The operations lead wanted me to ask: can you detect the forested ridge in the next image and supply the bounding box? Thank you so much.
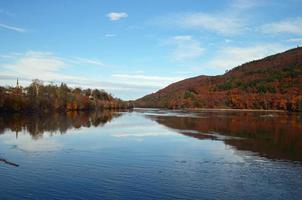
[0,79,132,113]
[135,47,302,112]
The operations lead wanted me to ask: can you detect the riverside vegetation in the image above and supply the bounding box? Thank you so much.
[0,79,132,113]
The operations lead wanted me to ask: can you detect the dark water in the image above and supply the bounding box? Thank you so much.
[0,109,302,200]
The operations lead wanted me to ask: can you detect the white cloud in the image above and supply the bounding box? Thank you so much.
[1,51,70,80]
[0,52,22,60]
[0,52,106,90]
[261,18,302,35]
[0,52,108,81]
[134,70,144,74]
[181,13,243,35]
[206,44,289,71]
[0,9,15,16]
[112,74,183,87]
[287,38,302,43]
[154,12,245,35]
[72,57,105,67]
[105,33,116,37]
[106,12,128,21]
[151,0,265,35]
[230,0,260,9]
[65,74,184,100]
[166,35,204,61]
[0,51,185,100]
[112,74,182,82]
[110,73,185,97]
[0,23,26,33]
[0,52,100,88]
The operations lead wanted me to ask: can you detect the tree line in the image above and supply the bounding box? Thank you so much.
[0,79,133,113]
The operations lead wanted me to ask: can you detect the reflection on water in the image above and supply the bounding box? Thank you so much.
[0,111,123,139]
[1,109,302,162]
[143,109,302,162]
[0,109,302,200]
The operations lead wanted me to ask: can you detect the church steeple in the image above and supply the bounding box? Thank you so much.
[15,78,22,95]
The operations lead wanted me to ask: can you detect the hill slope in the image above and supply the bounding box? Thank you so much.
[135,47,302,111]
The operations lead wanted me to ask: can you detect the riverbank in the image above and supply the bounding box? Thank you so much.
[134,107,287,113]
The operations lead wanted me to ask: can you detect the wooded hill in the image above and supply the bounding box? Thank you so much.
[0,80,132,113]
[135,47,302,112]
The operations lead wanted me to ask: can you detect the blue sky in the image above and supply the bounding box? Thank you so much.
[0,0,302,100]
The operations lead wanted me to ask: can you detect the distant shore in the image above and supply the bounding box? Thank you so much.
[134,107,287,112]
[185,108,286,112]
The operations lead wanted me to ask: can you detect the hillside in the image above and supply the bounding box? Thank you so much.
[135,47,302,111]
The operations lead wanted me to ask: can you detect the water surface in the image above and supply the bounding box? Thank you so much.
[0,109,302,199]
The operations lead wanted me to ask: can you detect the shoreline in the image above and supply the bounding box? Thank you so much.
[134,107,287,113]
[0,108,133,115]
[185,108,287,112]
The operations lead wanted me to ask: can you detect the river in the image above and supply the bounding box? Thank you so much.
[0,109,301,199]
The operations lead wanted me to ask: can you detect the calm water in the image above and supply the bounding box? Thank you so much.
[0,109,302,200]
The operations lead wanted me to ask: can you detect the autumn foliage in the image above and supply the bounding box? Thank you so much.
[0,80,132,113]
[135,47,302,112]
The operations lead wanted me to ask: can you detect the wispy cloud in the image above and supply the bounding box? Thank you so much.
[106,12,128,21]
[261,18,302,35]
[205,44,289,71]
[0,23,26,33]
[72,57,105,67]
[0,51,185,100]
[150,0,266,36]
[230,0,260,9]
[0,52,22,60]
[112,74,183,82]
[0,9,15,17]
[154,12,245,35]
[165,35,204,61]
[1,51,70,80]
[180,13,244,35]
[105,33,116,37]
[287,38,302,43]
[111,73,185,95]
[0,51,110,81]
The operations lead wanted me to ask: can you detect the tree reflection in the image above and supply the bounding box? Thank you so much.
[0,111,124,139]
[147,111,302,162]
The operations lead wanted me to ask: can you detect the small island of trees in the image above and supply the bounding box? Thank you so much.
[0,79,133,113]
